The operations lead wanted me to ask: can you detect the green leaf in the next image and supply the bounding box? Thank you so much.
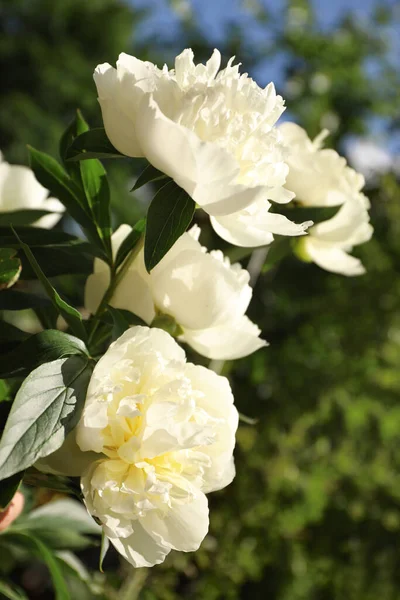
[115,218,146,268]
[0,471,24,510]
[0,290,51,311]
[99,531,110,573]
[0,226,85,248]
[0,248,21,290]
[7,533,70,600]
[0,210,53,227]
[79,158,112,258]
[23,469,81,498]
[20,245,94,279]
[28,147,105,254]
[13,229,87,341]
[0,356,93,480]
[0,581,28,600]
[106,306,147,342]
[24,498,100,536]
[0,320,29,345]
[66,128,123,161]
[60,110,90,169]
[0,330,88,379]
[144,180,195,272]
[131,164,168,192]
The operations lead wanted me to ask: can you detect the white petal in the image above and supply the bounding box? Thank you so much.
[211,202,311,248]
[110,520,170,568]
[311,197,372,246]
[151,250,251,330]
[304,238,366,276]
[142,491,209,552]
[94,63,144,157]
[183,316,267,360]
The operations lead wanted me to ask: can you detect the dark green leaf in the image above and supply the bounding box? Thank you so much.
[66,128,123,161]
[0,248,21,290]
[28,147,105,253]
[0,356,93,480]
[105,306,147,337]
[0,471,24,510]
[60,113,112,259]
[99,531,110,573]
[20,246,94,279]
[0,210,53,227]
[144,181,195,272]
[79,158,112,258]
[0,226,84,248]
[0,290,51,311]
[131,164,168,192]
[60,109,89,169]
[13,229,87,341]
[0,321,29,344]
[115,218,146,268]
[0,330,88,379]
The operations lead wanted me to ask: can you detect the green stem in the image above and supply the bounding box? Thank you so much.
[88,234,145,347]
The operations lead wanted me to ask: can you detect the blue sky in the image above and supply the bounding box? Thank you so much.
[126,0,399,154]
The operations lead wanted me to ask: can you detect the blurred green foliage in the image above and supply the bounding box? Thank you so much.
[0,0,400,598]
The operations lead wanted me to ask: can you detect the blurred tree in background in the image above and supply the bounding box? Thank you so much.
[0,0,400,598]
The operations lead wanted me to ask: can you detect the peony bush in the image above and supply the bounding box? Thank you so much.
[0,49,373,581]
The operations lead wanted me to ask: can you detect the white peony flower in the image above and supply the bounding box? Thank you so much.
[0,151,64,228]
[300,195,373,276]
[278,122,368,207]
[76,326,238,567]
[94,48,311,245]
[85,224,266,360]
[279,122,373,275]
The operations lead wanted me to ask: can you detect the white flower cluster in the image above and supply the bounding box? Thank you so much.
[9,48,374,568]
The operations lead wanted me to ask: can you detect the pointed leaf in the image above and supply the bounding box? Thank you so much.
[131,164,168,192]
[79,158,112,258]
[0,210,53,227]
[99,531,110,573]
[28,147,105,253]
[66,128,123,161]
[13,229,87,341]
[60,109,89,168]
[144,181,195,272]
[0,330,88,379]
[0,356,93,480]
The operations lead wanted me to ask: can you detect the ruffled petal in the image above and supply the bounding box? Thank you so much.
[141,491,209,552]
[110,520,171,568]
